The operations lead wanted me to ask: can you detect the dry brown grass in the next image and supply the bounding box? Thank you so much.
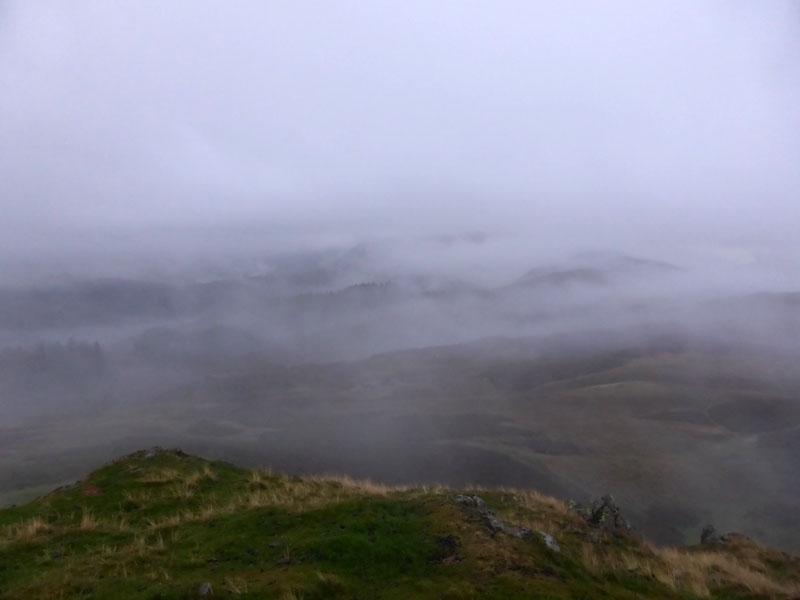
[183,466,217,488]
[580,539,800,598]
[308,473,404,495]
[224,577,249,595]
[3,516,53,542]
[463,487,572,539]
[123,489,152,505]
[516,489,570,516]
[141,471,568,535]
[202,464,217,480]
[248,468,271,488]
[142,472,407,531]
[139,466,218,500]
[146,513,187,530]
[170,481,196,501]
[2,509,135,548]
[126,533,166,557]
[79,510,99,531]
[115,516,130,532]
[137,468,182,484]
[653,545,800,598]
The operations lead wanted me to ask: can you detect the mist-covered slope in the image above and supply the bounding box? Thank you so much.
[2,249,800,553]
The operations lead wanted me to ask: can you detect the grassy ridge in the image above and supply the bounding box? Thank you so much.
[1,449,798,599]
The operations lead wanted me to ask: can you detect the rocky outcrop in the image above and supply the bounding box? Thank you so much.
[699,525,753,547]
[539,532,561,552]
[455,494,531,538]
[701,524,720,545]
[454,494,560,551]
[570,494,631,533]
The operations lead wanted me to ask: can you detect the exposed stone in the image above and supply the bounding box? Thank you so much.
[496,521,532,540]
[539,531,561,552]
[701,524,720,545]
[569,494,631,533]
[197,582,213,596]
[485,511,505,533]
[454,494,486,509]
[453,495,532,539]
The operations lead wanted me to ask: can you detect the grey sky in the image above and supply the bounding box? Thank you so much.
[1,1,799,278]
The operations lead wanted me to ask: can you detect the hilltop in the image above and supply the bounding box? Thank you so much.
[1,449,798,599]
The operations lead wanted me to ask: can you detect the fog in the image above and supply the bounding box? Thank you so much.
[2,1,800,551]
[1,1,800,280]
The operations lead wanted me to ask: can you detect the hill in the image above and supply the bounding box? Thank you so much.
[1,449,798,599]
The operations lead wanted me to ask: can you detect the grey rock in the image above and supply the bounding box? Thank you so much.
[502,523,533,539]
[538,532,561,552]
[485,511,505,533]
[570,494,631,532]
[538,531,561,552]
[198,582,213,596]
[454,495,531,539]
[700,524,720,545]
[454,494,486,509]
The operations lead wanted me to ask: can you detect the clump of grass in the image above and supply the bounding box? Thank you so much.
[313,571,349,596]
[309,474,399,496]
[79,509,99,531]
[126,533,165,557]
[146,513,185,530]
[183,466,216,488]
[580,537,800,598]
[137,468,183,484]
[5,516,53,541]
[225,577,249,595]
[652,545,800,598]
[170,481,196,501]
[517,489,570,516]
[248,468,272,489]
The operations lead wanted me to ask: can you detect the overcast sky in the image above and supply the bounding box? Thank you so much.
[1,1,799,279]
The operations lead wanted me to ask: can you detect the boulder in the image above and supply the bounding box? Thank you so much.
[453,494,532,539]
[539,532,561,552]
[570,494,631,533]
[701,524,720,545]
[197,582,213,596]
[454,495,486,509]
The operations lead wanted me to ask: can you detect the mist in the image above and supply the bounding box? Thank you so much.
[2,1,800,552]
[1,1,800,280]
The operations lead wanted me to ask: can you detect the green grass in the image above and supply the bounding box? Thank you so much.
[1,449,799,599]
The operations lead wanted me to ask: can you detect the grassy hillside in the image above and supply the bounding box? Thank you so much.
[1,449,798,599]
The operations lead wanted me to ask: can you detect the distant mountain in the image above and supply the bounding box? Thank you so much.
[513,254,680,289]
[0,279,179,330]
